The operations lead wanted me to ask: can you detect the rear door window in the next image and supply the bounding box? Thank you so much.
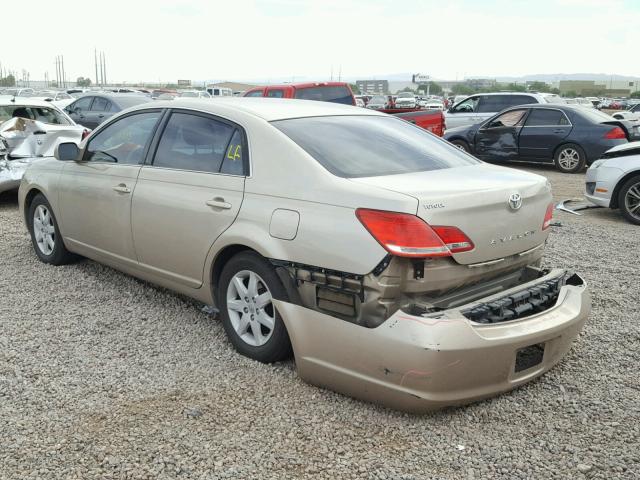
[294,86,353,105]
[273,115,478,178]
[266,89,285,98]
[477,95,510,113]
[244,90,264,97]
[525,109,570,126]
[91,97,110,111]
[152,112,243,174]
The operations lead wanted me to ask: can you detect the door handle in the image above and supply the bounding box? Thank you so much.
[98,114,105,118]
[112,184,131,194]
[553,129,566,134]
[206,198,232,209]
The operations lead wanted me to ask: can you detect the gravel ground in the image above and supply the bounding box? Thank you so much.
[1,165,639,479]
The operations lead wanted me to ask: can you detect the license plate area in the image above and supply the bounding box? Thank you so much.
[515,343,545,372]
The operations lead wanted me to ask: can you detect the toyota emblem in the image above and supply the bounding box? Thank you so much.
[508,193,522,210]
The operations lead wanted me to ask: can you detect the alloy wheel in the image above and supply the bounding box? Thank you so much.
[558,148,580,170]
[226,270,275,347]
[624,181,640,220]
[33,205,56,255]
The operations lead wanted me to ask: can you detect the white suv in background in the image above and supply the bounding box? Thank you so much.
[445,92,553,129]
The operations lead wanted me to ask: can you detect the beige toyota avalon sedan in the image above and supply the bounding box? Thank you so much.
[18,98,590,412]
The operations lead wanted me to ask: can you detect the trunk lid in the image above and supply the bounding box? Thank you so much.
[350,164,551,265]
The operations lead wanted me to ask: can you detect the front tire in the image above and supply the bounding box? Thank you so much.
[450,139,471,153]
[27,193,74,265]
[618,175,640,225]
[554,144,586,173]
[218,251,292,363]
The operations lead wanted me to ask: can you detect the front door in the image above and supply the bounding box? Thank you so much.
[58,110,163,264]
[445,95,481,129]
[474,108,528,161]
[518,108,572,159]
[65,96,94,128]
[131,110,247,287]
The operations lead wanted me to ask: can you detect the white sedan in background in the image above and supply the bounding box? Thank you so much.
[585,142,640,224]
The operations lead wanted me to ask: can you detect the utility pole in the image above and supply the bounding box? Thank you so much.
[102,52,107,86]
[99,52,104,85]
[94,48,99,86]
[61,55,66,88]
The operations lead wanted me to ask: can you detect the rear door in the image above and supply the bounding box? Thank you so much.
[474,108,528,160]
[518,108,572,159]
[86,97,111,128]
[131,110,247,287]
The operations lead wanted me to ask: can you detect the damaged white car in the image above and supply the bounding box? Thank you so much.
[0,99,87,194]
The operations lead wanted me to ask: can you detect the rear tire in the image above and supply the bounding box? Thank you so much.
[218,251,292,363]
[618,175,640,225]
[450,139,471,153]
[27,193,75,265]
[553,144,586,173]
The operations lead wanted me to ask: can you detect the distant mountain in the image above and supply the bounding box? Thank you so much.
[492,73,638,83]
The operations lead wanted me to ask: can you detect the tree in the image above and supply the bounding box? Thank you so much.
[527,81,551,93]
[76,76,92,87]
[564,90,578,98]
[451,83,475,96]
[0,74,15,87]
[400,86,416,93]
[504,83,527,92]
[420,82,443,95]
[631,91,640,99]
[349,83,360,95]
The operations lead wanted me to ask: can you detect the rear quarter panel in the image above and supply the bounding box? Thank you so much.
[205,117,419,276]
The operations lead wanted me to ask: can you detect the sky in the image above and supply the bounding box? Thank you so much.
[2,0,639,84]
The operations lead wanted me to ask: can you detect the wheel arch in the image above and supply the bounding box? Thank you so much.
[610,170,640,209]
[23,187,45,225]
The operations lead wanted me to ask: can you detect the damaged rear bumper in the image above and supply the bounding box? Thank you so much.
[275,268,589,413]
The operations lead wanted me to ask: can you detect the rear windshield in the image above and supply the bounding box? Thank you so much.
[576,108,617,124]
[294,86,353,105]
[272,115,478,178]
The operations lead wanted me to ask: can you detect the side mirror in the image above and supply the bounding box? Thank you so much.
[55,142,80,161]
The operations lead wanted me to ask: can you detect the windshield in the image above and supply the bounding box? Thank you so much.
[370,96,386,103]
[272,115,478,178]
[397,92,413,98]
[293,86,353,105]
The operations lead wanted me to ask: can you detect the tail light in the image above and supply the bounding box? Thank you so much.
[81,129,91,140]
[542,203,554,230]
[355,209,474,258]
[604,127,626,139]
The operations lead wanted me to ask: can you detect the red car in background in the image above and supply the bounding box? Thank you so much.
[244,82,355,105]
[244,82,445,137]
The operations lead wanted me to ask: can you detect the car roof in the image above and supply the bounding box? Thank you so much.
[0,97,62,108]
[248,82,350,91]
[131,97,384,121]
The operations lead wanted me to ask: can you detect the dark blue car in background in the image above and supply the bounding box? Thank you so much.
[444,104,636,173]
